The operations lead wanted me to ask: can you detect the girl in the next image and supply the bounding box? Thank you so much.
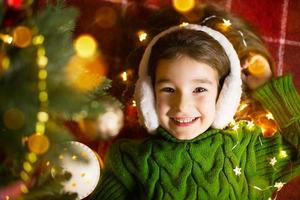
[93,24,300,200]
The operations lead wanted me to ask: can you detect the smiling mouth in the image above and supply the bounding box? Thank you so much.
[171,117,199,126]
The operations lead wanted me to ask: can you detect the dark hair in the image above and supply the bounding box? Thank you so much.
[148,29,230,86]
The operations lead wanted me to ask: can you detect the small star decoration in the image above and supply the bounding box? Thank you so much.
[233,166,242,176]
[274,182,285,191]
[269,157,277,166]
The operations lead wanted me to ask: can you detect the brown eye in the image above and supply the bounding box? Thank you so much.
[161,87,175,93]
[193,87,207,93]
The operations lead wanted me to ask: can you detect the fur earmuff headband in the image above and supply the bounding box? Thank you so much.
[134,24,242,133]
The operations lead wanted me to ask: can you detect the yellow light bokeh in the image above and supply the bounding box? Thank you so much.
[39,91,48,102]
[28,134,50,155]
[12,26,33,48]
[27,152,37,163]
[32,35,44,45]
[23,161,32,173]
[66,55,106,91]
[3,108,25,130]
[37,111,49,122]
[74,35,98,58]
[172,0,195,13]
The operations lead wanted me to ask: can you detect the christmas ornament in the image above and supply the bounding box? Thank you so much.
[79,104,124,141]
[5,0,23,9]
[58,141,100,200]
[27,134,50,155]
[12,26,33,48]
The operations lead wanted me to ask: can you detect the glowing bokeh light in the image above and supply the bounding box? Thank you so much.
[74,35,98,58]
[95,6,117,29]
[28,134,50,155]
[172,0,195,13]
[12,26,32,48]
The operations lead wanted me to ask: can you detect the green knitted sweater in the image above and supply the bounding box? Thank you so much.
[93,75,300,200]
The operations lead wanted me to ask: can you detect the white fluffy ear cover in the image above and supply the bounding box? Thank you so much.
[134,76,159,133]
[134,24,242,133]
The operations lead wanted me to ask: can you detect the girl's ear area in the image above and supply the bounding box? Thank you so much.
[241,53,272,90]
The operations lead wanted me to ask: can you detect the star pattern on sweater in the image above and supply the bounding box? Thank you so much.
[269,157,277,166]
[274,182,285,191]
[233,166,242,176]
[247,121,255,129]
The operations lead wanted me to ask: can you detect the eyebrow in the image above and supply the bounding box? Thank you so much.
[156,78,214,85]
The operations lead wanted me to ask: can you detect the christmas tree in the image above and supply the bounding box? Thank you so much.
[0,0,117,199]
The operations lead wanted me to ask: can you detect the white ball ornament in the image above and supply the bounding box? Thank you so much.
[60,141,100,199]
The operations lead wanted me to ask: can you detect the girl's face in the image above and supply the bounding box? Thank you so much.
[154,55,219,140]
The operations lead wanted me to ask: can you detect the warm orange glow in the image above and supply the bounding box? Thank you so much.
[12,26,32,48]
[28,134,50,154]
[66,55,106,91]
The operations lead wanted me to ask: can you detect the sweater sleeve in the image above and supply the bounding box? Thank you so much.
[91,140,136,200]
[253,75,300,153]
[252,75,300,182]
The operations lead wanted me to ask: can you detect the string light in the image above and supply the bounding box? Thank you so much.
[137,30,147,42]
[132,100,136,107]
[121,71,128,82]
[0,33,13,44]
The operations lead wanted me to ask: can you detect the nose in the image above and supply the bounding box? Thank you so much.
[173,92,192,112]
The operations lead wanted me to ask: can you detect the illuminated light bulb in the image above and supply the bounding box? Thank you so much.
[32,35,44,45]
[35,122,45,134]
[12,26,33,48]
[37,111,49,122]
[28,134,50,154]
[172,0,195,13]
[137,30,147,42]
[121,71,128,81]
[132,100,136,107]
[74,35,98,58]
[37,56,48,67]
[38,69,47,80]
[180,22,189,27]
[23,161,32,173]
[279,150,287,158]
[39,91,48,102]
[266,112,274,120]
[20,171,29,181]
[27,153,37,163]
[0,33,13,44]
[3,108,25,130]
[222,19,232,27]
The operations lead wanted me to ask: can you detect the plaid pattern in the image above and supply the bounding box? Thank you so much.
[211,0,300,91]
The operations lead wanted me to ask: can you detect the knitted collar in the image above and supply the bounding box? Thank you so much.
[156,126,220,143]
[134,24,242,133]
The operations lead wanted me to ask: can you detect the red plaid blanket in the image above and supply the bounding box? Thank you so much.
[212,0,300,92]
